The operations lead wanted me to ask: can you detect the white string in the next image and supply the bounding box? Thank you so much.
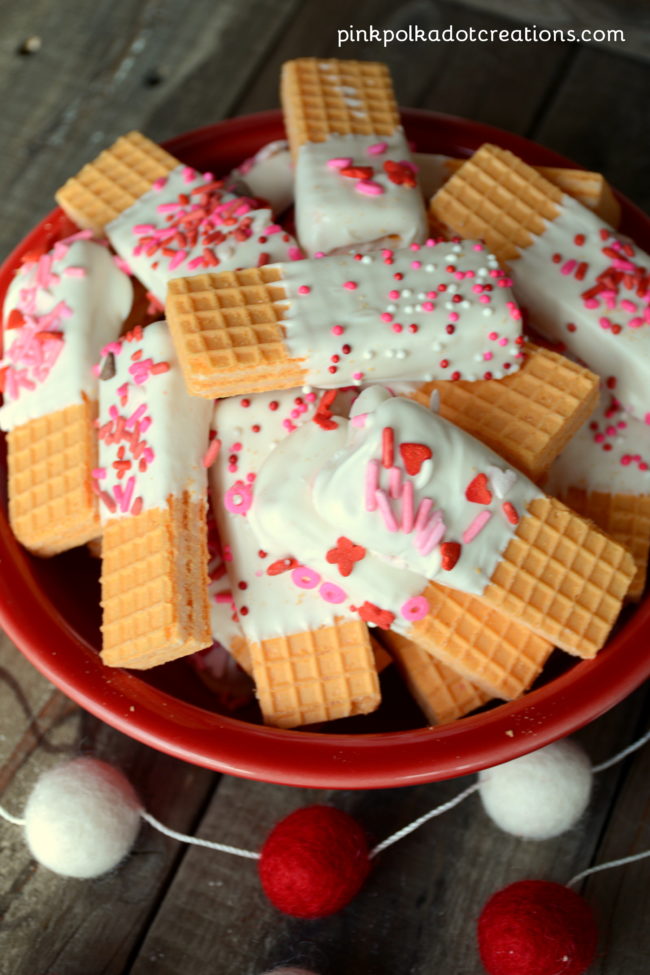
[369,782,479,858]
[568,848,650,888]
[0,805,25,827]
[140,809,260,860]
[592,727,650,773]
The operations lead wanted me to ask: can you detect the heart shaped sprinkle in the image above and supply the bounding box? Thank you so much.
[466,473,492,505]
[440,541,461,571]
[6,309,26,330]
[399,442,433,476]
[487,465,518,499]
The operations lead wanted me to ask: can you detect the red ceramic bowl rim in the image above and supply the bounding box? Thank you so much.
[0,108,648,790]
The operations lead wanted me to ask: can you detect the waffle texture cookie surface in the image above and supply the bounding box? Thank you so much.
[483,496,635,657]
[56,131,178,235]
[430,143,563,263]
[166,269,306,398]
[281,58,399,153]
[249,618,380,728]
[411,344,599,482]
[561,488,650,602]
[101,493,211,669]
[8,397,99,557]
[382,629,492,724]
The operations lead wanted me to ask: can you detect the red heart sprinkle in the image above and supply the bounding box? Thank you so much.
[502,501,519,525]
[6,309,26,330]
[440,542,461,571]
[466,473,492,504]
[357,602,395,629]
[399,442,433,476]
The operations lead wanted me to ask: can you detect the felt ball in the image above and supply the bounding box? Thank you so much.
[478,739,592,839]
[259,805,371,918]
[478,880,598,975]
[24,757,141,878]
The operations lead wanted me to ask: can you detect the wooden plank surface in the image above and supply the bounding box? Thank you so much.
[0,1,648,973]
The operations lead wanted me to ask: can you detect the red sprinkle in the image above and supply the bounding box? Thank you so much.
[382,426,395,468]
[502,501,519,524]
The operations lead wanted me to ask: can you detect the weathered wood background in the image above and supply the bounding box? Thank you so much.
[0,1,648,973]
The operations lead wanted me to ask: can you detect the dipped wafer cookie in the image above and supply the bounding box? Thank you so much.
[546,387,650,601]
[311,388,635,658]
[229,140,294,215]
[210,388,380,728]
[423,155,621,226]
[97,321,213,669]
[281,58,427,255]
[56,132,303,303]
[410,343,599,482]
[379,630,492,725]
[430,143,650,421]
[249,409,554,700]
[0,233,133,555]
[165,240,524,399]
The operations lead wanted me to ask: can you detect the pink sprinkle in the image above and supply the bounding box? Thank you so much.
[411,260,422,270]
[413,497,433,534]
[488,332,498,340]
[115,476,136,514]
[91,468,106,480]
[473,243,484,251]
[367,142,388,156]
[391,323,403,333]
[327,157,353,170]
[389,466,403,500]
[63,266,87,278]
[91,364,100,377]
[629,317,643,328]
[448,312,459,323]
[351,413,368,428]
[621,299,637,313]
[599,316,611,330]
[401,480,414,533]
[381,312,393,322]
[561,260,577,275]
[352,371,363,381]
[584,298,599,309]
[202,437,221,468]
[417,516,446,557]
[498,337,508,346]
[375,489,398,532]
[215,591,234,604]
[288,247,304,261]
[356,180,384,196]
[152,177,167,191]
[331,325,344,335]
[422,302,434,312]
[479,295,491,304]
[365,460,380,511]
[484,351,493,361]
[168,250,187,270]
[463,510,492,544]
[388,290,400,300]
[264,224,282,235]
[343,281,357,290]
[182,166,196,183]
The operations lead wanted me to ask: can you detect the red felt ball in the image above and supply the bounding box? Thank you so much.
[478,880,598,975]
[259,805,371,918]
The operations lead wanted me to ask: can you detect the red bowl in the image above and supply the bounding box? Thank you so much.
[1,109,649,789]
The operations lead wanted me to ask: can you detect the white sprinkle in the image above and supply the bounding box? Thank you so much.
[402,289,412,298]
[452,244,463,254]
[404,305,414,314]
[387,304,396,313]
[432,342,442,352]
[447,284,458,293]
[302,385,313,394]
[445,301,455,310]
[385,349,395,357]
[474,352,483,361]
[396,349,407,359]
[424,373,433,382]
[467,373,477,381]
[361,255,373,264]
[478,268,489,278]
[425,264,436,272]
[483,308,494,317]
[417,292,427,300]
[415,304,422,312]
[364,349,375,359]
[461,300,471,309]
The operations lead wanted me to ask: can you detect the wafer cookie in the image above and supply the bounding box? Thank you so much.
[211,388,380,728]
[312,389,635,658]
[249,408,554,700]
[0,235,133,556]
[281,57,427,255]
[380,629,493,724]
[56,132,179,236]
[410,343,599,482]
[165,240,523,399]
[97,321,213,668]
[438,156,620,226]
[56,133,303,303]
[430,143,650,421]
[546,388,650,601]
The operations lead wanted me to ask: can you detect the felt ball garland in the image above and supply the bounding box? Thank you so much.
[1,730,650,973]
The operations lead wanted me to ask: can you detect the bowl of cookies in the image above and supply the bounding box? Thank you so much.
[1,58,649,788]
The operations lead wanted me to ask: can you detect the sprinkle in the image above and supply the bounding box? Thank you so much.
[389,466,403,499]
[462,510,492,543]
[367,141,388,155]
[502,501,519,525]
[327,156,353,170]
[365,460,380,511]
[413,497,433,533]
[203,437,221,468]
[375,489,398,532]
[63,266,87,278]
[343,280,357,290]
[382,426,395,468]
[401,480,414,533]
[417,515,446,556]
[355,179,385,196]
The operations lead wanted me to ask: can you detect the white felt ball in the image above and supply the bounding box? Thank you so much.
[24,757,142,878]
[478,738,593,840]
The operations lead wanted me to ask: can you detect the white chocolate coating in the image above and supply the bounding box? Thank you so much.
[231,140,294,214]
[250,418,429,632]
[210,388,362,643]
[546,387,650,497]
[277,242,524,387]
[106,165,302,303]
[96,320,212,521]
[510,195,650,421]
[0,237,132,431]
[295,131,427,256]
[312,389,542,595]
